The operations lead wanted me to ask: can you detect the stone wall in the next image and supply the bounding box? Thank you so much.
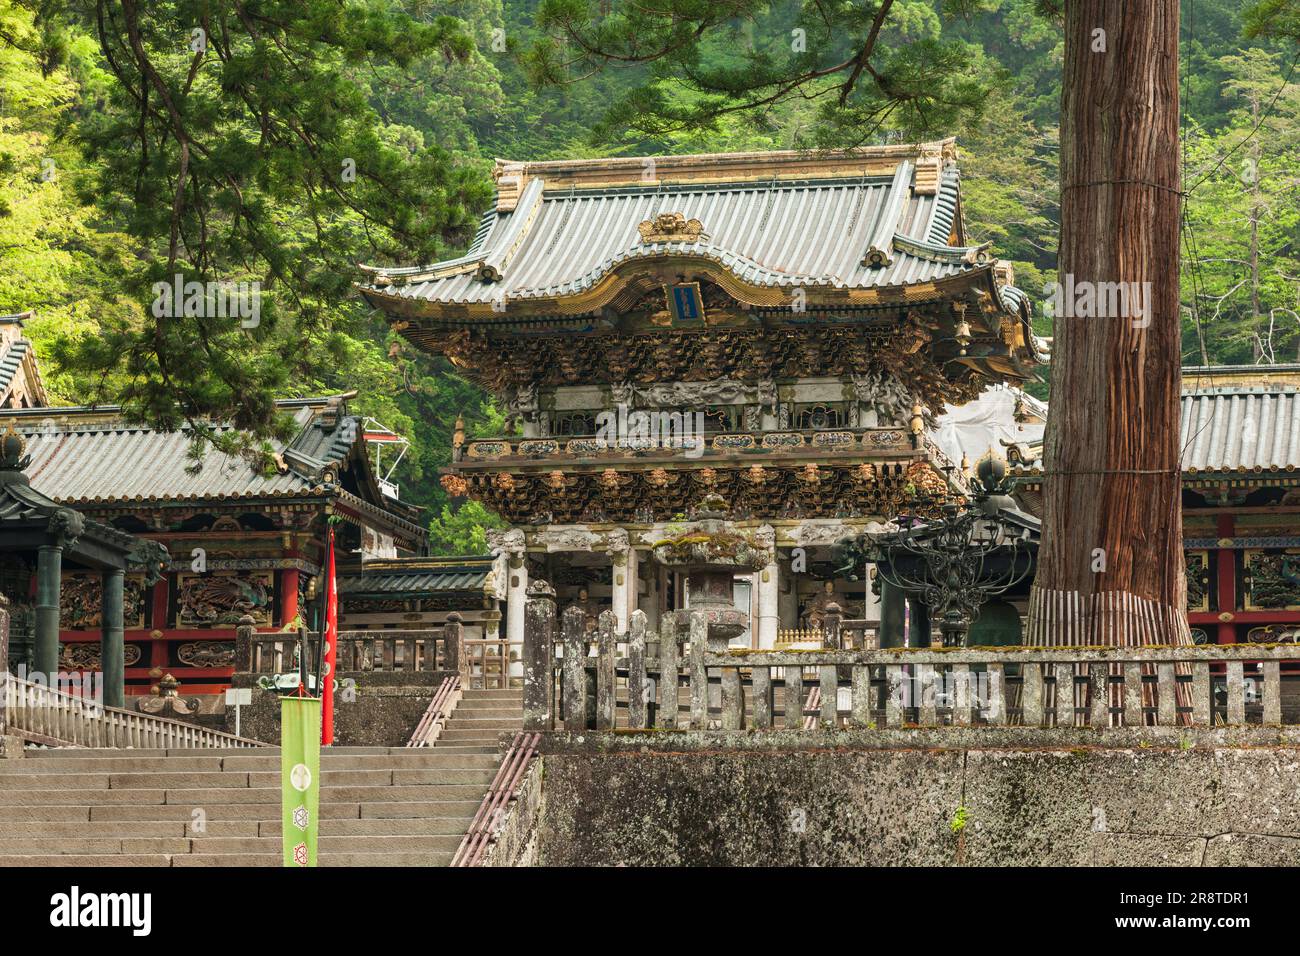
[224,671,448,746]
[520,730,1300,866]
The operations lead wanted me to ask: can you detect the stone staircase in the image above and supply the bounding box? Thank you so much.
[432,686,523,754]
[0,688,524,866]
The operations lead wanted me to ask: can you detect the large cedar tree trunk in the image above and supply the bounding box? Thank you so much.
[1026,1,1190,646]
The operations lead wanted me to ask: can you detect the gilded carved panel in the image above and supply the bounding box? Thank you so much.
[58,573,147,630]
[1242,549,1300,612]
[176,571,273,627]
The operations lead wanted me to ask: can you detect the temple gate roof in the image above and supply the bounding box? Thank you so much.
[357,139,1039,345]
[0,313,48,409]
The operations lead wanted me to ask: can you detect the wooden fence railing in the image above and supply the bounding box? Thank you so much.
[1,674,268,749]
[521,592,1300,732]
[237,614,469,675]
[236,614,517,689]
[451,731,541,867]
[245,628,448,674]
[406,676,462,747]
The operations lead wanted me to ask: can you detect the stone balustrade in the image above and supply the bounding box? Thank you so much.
[522,591,1300,733]
[237,616,466,677]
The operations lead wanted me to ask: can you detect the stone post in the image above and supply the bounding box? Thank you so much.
[610,548,630,634]
[879,580,906,648]
[445,611,466,679]
[561,605,587,732]
[34,544,62,678]
[506,553,528,652]
[101,569,125,709]
[757,556,779,649]
[0,592,8,675]
[823,602,843,650]
[626,610,648,729]
[523,579,555,731]
[0,593,9,738]
[595,610,616,729]
[234,614,256,672]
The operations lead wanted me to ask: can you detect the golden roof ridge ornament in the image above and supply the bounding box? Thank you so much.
[1,419,30,472]
[637,212,708,244]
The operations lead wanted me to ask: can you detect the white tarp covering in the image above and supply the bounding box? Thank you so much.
[929,384,1046,469]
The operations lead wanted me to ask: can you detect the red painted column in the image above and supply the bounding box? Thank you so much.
[1215,513,1236,644]
[281,568,300,628]
[150,576,171,669]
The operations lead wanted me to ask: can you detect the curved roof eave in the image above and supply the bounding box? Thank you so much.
[358,256,1009,324]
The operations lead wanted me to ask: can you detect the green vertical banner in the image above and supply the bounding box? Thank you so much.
[281,696,321,867]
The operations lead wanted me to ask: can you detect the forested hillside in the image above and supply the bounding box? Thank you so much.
[0,0,1296,553]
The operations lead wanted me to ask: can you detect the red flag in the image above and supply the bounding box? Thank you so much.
[321,526,338,745]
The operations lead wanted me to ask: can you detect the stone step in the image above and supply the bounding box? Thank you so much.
[221,753,501,772]
[0,789,168,806]
[87,803,365,822]
[0,772,249,790]
[0,768,497,790]
[444,718,523,730]
[437,729,515,742]
[0,838,194,855]
[0,813,476,840]
[0,821,195,838]
[0,784,490,807]
[360,800,482,818]
[188,834,462,854]
[0,753,501,773]
[0,854,177,867]
[21,746,398,758]
[80,798,483,821]
[169,851,454,867]
[449,705,522,717]
[169,784,491,804]
[0,851,454,867]
[253,816,472,837]
[0,756,227,774]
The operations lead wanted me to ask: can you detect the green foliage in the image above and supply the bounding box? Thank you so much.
[34,0,492,460]
[1182,47,1300,364]
[526,0,1012,146]
[427,499,504,554]
[3,0,1300,555]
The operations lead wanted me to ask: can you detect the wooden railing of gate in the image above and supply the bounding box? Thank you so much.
[237,614,517,689]
[521,596,1300,732]
[246,628,449,674]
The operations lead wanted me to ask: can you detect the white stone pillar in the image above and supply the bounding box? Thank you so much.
[625,548,639,627]
[863,564,882,624]
[611,548,630,633]
[757,556,780,649]
[506,554,528,649]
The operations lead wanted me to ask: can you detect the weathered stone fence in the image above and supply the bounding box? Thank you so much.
[521,583,1300,732]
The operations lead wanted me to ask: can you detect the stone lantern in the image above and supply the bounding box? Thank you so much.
[651,494,772,651]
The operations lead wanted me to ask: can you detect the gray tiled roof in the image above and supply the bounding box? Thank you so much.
[340,558,494,597]
[0,399,362,505]
[361,147,1014,308]
[0,337,31,400]
[1181,384,1300,474]
[0,312,44,407]
[1009,371,1300,477]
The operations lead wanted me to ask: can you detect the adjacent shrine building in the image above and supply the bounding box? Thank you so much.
[360,141,1045,651]
[0,393,428,695]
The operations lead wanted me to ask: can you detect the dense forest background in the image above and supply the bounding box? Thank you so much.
[1,0,1296,553]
